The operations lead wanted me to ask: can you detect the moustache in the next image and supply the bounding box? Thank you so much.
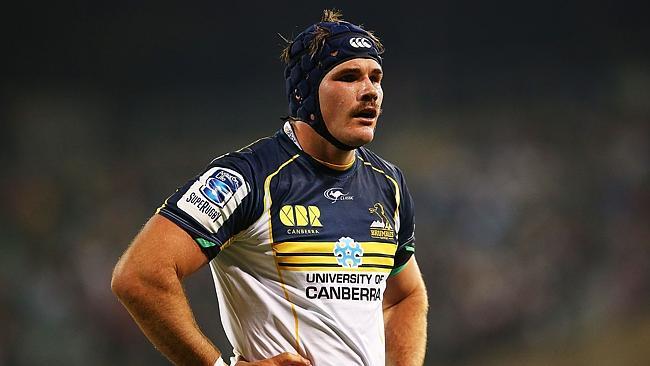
[350,104,382,119]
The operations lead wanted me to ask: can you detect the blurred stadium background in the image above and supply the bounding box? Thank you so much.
[1,1,648,365]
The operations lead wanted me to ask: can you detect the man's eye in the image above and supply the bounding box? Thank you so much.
[339,74,357,82]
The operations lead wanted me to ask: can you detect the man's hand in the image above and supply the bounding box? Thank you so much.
[235,352,312,366]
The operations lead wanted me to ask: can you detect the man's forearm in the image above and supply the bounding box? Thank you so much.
[383,286,428,366]
[112,265,220,366]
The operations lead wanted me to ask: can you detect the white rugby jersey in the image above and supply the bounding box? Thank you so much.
[158,123,416,366]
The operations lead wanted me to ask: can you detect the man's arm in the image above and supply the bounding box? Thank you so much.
[111,214,221,365]
[383,257,429,366]
[111,214,312,366]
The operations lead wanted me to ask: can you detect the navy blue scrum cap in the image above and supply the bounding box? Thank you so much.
[283,18,384,150]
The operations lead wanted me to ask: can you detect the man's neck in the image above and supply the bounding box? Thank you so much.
[291,121,356,167]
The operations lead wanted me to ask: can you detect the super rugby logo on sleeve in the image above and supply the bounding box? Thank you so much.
[201,169,242,207]
[177,167,250,232]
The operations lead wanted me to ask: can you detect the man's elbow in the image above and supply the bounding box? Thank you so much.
[111,258,142,302]
[111,252,179,303]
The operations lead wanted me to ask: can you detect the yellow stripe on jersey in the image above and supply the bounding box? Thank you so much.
[277,255,394,266]
[275,241,397,255]
[264,154,302,354]
[274,241,396,272]
[265,155,302,242]
[278,265,393,273]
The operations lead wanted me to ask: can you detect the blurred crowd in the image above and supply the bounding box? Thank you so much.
[2,2,649,363]
[1,78,647,365]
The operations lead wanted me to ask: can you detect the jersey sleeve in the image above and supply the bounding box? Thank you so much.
[157,153,261,260]
[391,169,416,276]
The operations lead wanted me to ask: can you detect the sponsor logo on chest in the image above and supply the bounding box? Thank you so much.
[279,204,322,234]
[323,188,354,203]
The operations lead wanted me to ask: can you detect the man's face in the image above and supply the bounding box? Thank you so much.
[318,58,383,148]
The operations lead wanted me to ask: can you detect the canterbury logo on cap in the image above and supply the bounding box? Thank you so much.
[349,37,372,49]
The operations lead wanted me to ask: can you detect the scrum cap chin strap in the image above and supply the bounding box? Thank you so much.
[284,21,383,151]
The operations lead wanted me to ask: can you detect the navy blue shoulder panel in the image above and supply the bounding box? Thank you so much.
[158,132,294,260]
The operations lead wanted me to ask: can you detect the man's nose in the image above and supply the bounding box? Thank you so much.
[359,77,379,102]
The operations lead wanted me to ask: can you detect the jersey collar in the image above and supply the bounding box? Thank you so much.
[279,122,359,175]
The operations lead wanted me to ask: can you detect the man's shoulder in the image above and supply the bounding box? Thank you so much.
[206,131,294,181]
[237,133,281,154]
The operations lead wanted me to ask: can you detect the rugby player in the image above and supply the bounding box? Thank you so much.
[111,10,428,366]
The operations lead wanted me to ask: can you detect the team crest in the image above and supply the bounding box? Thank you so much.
[369,203,395,241]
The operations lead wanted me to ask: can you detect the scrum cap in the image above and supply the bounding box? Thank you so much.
[283,11,384,150]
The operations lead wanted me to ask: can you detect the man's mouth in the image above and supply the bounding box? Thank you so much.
[352,107,379,119]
